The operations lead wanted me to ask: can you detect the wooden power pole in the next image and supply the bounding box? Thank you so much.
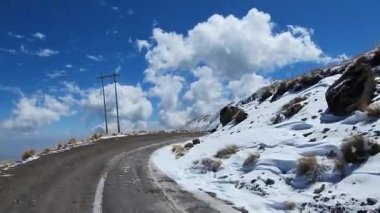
[97,72,121,134]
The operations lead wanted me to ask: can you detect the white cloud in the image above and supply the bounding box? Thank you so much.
[1,95,74,132]
[46,70,67,79]
[140,8,336,128]
[136,39,151,52]
[80,83,153,132]
[0,84,23,96]
[86,54,103,61]
[184,66,229,117]
[33,32,46,40]
[145,8,332,79]
[65,64,73,68]
[227,73,270,100]
[36,49,59,57]
[0,47,17,55]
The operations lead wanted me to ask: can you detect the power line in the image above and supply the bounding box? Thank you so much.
[97,72,121,134]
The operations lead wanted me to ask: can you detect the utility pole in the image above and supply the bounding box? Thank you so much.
[97,73,109,134]
[97,72,121,134]
[113,72,121,133]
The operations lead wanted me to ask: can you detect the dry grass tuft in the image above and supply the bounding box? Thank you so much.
[171,144,186,159]
[22,149,36,161]
[272,96,307,124]
[366,103,380,118]
[296,156,325,182]
[67,138,77,145]
[214,145,238,159]
[88,134,102,142]
[341,135,367,163]
[242,153,260,168]
[340,135,380,163]
[201,158,222,172]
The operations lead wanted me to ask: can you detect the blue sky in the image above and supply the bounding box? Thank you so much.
[0,0,379,160]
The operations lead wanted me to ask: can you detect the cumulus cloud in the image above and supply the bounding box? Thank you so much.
[184,66,230,117]
[80,83,153,131]
[1,81,154,134]
[1,95,74,132]
[227,73,270,100]
[141,8,336,128]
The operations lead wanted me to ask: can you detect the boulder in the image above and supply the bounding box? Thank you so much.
[220,106,248,126]
[325,63,376,116]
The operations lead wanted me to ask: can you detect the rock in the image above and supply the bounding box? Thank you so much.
[367,198,377,205]
[309,138,317,142]
[184,142,194,150]
[303,132,313,137]
[371,47,380,66]
[265,178,275,185]
[322,128,330,133]
[311,115,318,119]
[192,139,201,145]
[270,81,287,102]
[220,106,247,126]
[259,88,274,102]
[325,63,376,116]
[234,110,248,124]
[314,184,325,194]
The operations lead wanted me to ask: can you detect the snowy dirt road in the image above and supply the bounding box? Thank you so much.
[0,133,224,213]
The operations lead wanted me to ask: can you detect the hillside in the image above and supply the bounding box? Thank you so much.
[152,45,380,212]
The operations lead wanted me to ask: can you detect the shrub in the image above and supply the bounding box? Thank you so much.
[296,156,325,182]
[340,135,380,163]
[214,145,238,159]
[366,103,380,118]
[201,158,222,172]
[22,149,36,161]
[242,153,260,168]
[271,96,307,124]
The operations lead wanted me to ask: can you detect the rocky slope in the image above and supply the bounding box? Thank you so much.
[153,45,380,212]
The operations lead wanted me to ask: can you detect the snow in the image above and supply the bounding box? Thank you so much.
[152,60,380,212]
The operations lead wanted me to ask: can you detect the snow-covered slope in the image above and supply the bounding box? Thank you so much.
[152,46,380,212]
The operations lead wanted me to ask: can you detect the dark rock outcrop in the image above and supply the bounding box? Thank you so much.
[270,81,287,102]
[220,106,248,126]
[325,63,375,116]
[371,47,380,66]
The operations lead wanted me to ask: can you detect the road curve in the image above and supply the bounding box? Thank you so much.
[0,133,223,213]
